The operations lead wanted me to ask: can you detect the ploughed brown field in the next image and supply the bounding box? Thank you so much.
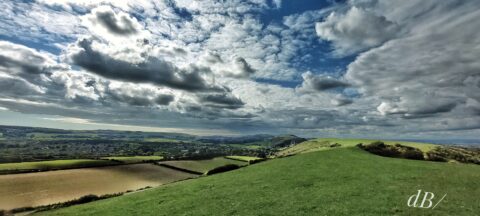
[0,164,197,210]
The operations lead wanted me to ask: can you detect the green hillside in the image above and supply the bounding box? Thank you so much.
[276,138,438,156]
[157,157,247,174]
[37,147,479,216]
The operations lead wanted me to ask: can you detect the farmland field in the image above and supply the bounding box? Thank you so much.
[0,159,119,174]
[0,164,197,210]
[38,147,480,216]
[224,156,261,162]
[158,157,247,173]
[101,156,164,164]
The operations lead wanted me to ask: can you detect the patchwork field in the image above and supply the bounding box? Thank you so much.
[224,156,262,162]
[101,156,164,164]
[0,159,119,174]
[37,147,480,216]
[158,157,247,174]
[276,138,438,156]
[0,164,197,210]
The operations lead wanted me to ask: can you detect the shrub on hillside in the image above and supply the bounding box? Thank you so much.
[205,164,241,175]
[394,144,424,160]
[358,142,424,160]
[329,143,341,148]
[426,147,480,164]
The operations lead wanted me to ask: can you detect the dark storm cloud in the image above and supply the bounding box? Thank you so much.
[311,77,349,91]
[68,38,226,92]
[91,7,138,35]
[410,103,457,116]
[199,93,245,109]
[155,94,175,105]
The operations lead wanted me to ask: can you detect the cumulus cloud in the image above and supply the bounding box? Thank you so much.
[0,41,59,76]
[342,0,480,121]
[297,71,350,92]
[2,0,480,138]
[84,6,141,36]
[198,93,245,110]
[316,6,401,56]
[0,74,46,96]
[67,38,225,92]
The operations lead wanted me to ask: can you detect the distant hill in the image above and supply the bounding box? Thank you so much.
[270,134,307,148]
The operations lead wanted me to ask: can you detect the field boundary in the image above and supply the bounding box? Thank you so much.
[156,163,204,175]
[0,161,125,175]
[223,157,249,162]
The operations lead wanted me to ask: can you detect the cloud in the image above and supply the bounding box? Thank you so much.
[103,82,175,107]
[85,6,140,36]
[297,71,350,92]
[67,38,226,92]
[3,0,480,138]
[343,0,480,121]
[155,95,175,105]
[272,0,282,9]
[0,1,84,43]
[316,6,401,56]
[0,41,59,76]
[331,96,353,106]
[234,57,256,77]
[0,74,46,96]
[198,93,245,110]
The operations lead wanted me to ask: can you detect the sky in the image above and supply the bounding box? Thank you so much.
[0,0,479,139]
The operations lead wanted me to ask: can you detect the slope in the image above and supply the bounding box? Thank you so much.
[36,147,479,216]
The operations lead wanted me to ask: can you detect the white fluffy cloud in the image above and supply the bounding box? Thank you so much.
[316,6,401,56]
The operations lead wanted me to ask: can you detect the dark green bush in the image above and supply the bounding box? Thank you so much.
[205,164,241,175]
[426,147,480,164]
[358,142,424,160]
[329,143,341,148]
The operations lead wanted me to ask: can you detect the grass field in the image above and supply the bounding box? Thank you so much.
[158,157,247,173]
[0,159,119,174]
[224,156,261,162]
[0,164,197,210]
[37,147,479,216]
[276,138,438,156]
[101,156,164,164]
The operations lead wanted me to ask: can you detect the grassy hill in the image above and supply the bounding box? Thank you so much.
[276,138,438,156]
[37,147,479,216]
